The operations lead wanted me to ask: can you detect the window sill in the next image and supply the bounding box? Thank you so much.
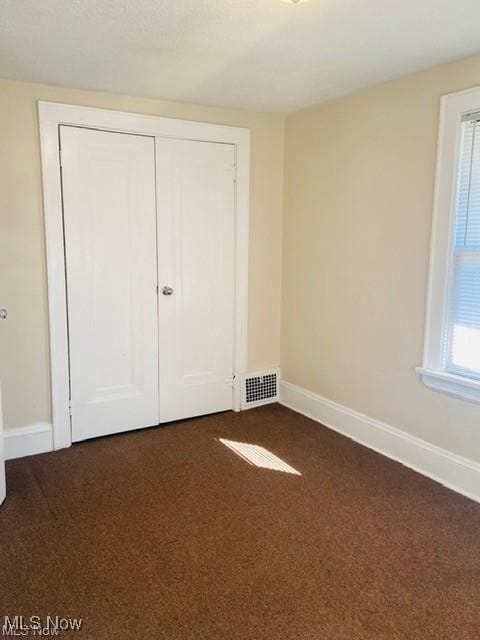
[416,367,480,404]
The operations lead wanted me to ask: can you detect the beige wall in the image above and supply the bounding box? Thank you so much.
[0,78,284,430]
[282,55,480,463]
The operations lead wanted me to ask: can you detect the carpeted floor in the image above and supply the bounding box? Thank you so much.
[1,404,480,639]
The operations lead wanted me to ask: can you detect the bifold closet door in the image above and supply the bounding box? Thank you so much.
[156,138,236,422]
[60,126,159,442]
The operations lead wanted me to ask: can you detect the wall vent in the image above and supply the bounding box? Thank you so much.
[241,368,280,409]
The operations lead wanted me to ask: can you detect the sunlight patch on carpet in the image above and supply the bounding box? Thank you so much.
[219,439,301,475]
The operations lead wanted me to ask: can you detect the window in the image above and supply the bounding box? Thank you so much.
[418,87,480,403]
[449,114,480,376]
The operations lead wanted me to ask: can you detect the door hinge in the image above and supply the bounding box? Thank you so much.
[68,401,72,417]
[58,147,62,168]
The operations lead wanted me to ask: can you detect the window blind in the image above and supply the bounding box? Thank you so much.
[448,115,480,376]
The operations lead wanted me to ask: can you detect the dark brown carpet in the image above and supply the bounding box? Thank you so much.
[1,404,480,639]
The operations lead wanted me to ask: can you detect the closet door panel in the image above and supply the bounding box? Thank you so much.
[156,138,235,422]
[60,126,159,441]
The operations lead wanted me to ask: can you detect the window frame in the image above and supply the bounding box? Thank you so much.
[417,86,480,403]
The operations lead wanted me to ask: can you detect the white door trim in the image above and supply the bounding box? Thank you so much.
[38,101,250,450]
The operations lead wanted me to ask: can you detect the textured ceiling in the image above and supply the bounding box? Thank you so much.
[1,0,480,113]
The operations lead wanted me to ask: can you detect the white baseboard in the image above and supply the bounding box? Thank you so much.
[4,422,53,460]
[279,380,480,505]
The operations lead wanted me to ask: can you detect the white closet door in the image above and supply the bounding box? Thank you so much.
[156,138,236,422]
[60,126,159,442]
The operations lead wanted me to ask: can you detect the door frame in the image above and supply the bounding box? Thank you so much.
[38,101,250,450]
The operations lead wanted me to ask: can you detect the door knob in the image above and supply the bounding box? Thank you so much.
[162,286,174,296]
[0,309,7,319]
